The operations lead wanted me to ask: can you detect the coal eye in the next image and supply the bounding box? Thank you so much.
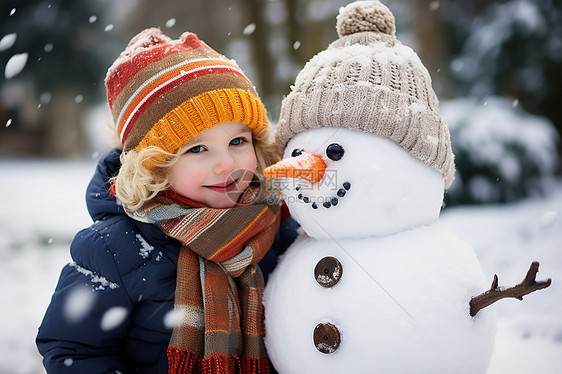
[291,149,304,157]
[326,143,344,161]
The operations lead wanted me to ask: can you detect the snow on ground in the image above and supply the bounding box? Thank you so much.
[0,159,95,374]
[0,158,560,374]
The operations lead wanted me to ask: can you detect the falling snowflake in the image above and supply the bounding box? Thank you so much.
[0,33,17,52]
[166,18,176,28]
[243,24,256,35]
[5,53,28,79]
[101,306,128,331]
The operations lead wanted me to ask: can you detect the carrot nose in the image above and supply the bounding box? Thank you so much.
[263,153,326,184]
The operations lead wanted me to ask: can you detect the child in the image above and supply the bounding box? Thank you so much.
[36,28,298,374]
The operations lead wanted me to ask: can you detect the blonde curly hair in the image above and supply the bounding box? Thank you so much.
[112,126,280,211]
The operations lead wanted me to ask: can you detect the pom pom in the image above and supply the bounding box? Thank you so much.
[106,28,171,79]
[336,1,396,37]
[125,28,172,53]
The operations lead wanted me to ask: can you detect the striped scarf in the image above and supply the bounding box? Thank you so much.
[125,188,280,374]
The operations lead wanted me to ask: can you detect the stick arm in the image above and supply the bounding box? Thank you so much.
[469,261,552,317]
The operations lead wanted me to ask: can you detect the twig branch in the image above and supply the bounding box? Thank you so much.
[469,261,551,317]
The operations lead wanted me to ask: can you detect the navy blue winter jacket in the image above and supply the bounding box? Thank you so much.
[36,148,298,373]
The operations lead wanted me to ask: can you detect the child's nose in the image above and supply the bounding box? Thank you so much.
[213,152,236,174]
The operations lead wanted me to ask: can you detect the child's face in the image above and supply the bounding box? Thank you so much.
[169,122,258,208]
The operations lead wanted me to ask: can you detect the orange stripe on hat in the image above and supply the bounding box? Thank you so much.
[135,88,267,157]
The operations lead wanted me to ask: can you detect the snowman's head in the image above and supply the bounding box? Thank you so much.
[265,0,456,238]
[264,127,444,239]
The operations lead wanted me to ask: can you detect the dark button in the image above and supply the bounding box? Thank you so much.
[313,322,341,354]
[314,256,343,287]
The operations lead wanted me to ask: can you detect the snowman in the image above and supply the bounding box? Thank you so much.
[262,2,550,373]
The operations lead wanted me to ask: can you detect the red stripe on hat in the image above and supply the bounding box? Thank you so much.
[120,66,249,144]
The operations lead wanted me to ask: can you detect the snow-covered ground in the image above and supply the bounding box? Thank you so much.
[0,158,560,374]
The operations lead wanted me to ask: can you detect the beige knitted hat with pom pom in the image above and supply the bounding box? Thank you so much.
[276,0,455,188]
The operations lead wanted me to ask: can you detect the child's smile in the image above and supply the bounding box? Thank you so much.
[204,179,238,193]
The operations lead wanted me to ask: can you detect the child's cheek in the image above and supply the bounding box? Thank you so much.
[182,169,207,190]
[170,165,207,200]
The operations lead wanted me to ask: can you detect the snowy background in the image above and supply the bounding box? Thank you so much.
[0,156,560,374]
[1,0,561,372]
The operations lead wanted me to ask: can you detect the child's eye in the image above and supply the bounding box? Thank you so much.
[230,137,247,146]
[186,145,205,154]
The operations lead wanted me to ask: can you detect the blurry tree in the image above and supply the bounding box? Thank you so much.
[442,97,559,206]
[0,0,115,157]
[437,0,562,150]
[424,0,562,205]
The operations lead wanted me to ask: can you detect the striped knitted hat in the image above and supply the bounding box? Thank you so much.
[276,1,455,187]
[105,28,268,154]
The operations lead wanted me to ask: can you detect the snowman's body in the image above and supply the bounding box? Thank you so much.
[263,127,496,373]
[264,225,496,374]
